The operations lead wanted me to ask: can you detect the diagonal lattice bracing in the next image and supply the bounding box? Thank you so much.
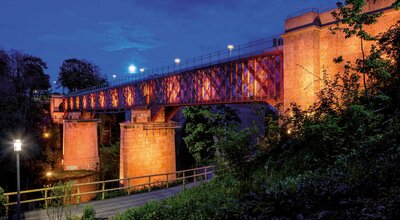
[64,51,283,114]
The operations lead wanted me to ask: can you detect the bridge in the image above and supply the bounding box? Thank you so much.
[48,0,399,200]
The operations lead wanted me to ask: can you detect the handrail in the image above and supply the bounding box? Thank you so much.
[3,166,213,210]
[66,35,283,97]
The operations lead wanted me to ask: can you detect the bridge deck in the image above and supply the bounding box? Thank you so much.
[19,181,202,220]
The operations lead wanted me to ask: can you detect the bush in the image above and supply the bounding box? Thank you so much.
[82,205,96,220]
[0,187,6,217]
[114,176,239,220]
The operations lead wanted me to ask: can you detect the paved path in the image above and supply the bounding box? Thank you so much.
[20,181,203,220]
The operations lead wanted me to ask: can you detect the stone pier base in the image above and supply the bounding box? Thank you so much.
[62,119,99,171]
[120,122,176,190]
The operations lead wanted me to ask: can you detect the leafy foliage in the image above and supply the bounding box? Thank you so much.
[113,176,238,220]
[57,58,107,92]
[0,49,51,191]
[82,205,96,220]
[182,105,240,166]
[45,181,75,220]
[0,187,6,217]
[99,142,120,181]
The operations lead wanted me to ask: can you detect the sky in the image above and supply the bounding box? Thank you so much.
[0,0,335,91]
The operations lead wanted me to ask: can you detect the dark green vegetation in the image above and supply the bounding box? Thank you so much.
[116,1,400,219]
[57,58,107,92]
[0,50,51,193]
[0,50,107,214]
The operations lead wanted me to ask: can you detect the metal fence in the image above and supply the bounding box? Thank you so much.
[3,166,213,215]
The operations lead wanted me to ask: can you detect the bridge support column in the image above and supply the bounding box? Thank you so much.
[120,109,176,190]
[62,119,99,171]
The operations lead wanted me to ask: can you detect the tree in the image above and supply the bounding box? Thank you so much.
[0,50,51,192]
[182,105,240,166]
[58,58,107,92]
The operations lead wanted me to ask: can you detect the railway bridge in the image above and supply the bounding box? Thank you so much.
[49,1,399,189]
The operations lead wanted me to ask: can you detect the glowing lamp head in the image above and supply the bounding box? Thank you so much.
[46,171,52,177]
[128,65,137,74]
[227,44,234,51]
[112,74,116,79]
[139,68,145,73]
[43,132,50,139]
[174,58,181,65]
[14,139,22,151]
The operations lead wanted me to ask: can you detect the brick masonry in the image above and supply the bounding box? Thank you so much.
[62,119,99,171]
[119,119,176,189]
[282,0,400,109]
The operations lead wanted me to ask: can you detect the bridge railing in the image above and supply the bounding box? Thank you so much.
[3,166,213,215]
[67,35,283,97]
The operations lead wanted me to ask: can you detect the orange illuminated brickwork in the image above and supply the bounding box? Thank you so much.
[282,0,399,109]
[62,119,99,171]
[119,119,176,191]
[50,94,64,124]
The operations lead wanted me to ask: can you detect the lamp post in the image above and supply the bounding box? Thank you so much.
[227,44,234,57]
[174,58,181,72]
[14,139,22,220]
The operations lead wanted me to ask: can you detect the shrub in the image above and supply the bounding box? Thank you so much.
[0,187,6,217]
[82,205,96,220]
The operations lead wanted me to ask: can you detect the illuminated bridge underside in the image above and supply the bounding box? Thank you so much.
[66,51,283,115]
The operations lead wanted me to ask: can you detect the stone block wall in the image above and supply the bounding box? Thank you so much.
[282,0,400,109]
[120,121,176,190]
[62,119,99,171]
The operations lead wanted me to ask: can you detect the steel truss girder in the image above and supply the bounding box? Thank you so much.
[64,51,283,113]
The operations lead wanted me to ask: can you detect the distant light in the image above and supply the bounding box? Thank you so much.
[43,132,50,139]
[112,74,116,79]
[287,129,291,135]
[46,171,52,177]
[14,139,22,152]
[174,58,181,65]
[53,81,57,84]
[140,68,145,73]
[227,44,234,51]
[128,65,137,74]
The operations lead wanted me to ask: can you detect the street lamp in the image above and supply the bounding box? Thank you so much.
[227,44,234,56]
[174,58,181,72]
[139,68,145,73]
[112,74,116,81]
[14,139,22,220]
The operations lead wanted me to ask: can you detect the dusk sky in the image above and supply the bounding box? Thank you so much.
[0,0,335,90]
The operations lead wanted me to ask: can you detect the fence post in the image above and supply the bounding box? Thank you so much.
[77,186,80,204]
[148,177,151,192]
[102,182,105,200]
[182,171,186,190]
[127,179,130,195]
[194,170,197,182]
[44,188,48,208]
[204,167,207,180]
[5,195,9,216]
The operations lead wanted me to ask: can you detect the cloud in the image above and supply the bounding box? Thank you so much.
[39,22,164,52]
[98,22,164,51]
